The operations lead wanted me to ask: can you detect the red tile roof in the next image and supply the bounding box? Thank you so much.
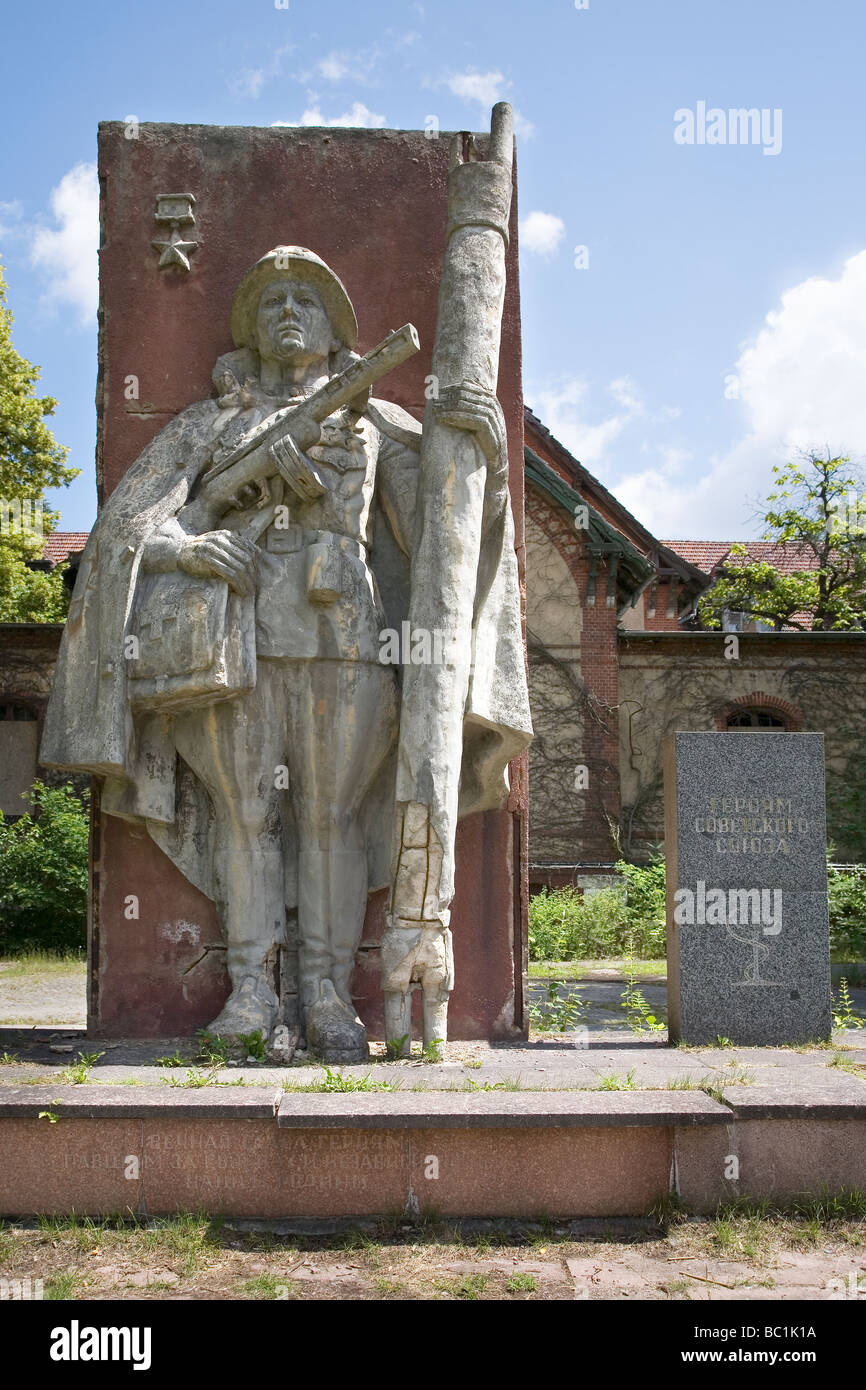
[662,540,820,576]
[42,532,89,567]
[663,541,822,629]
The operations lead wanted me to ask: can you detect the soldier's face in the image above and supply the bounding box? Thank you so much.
[255,278,336,365]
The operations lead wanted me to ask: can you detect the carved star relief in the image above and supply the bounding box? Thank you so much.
[151,227,198,271]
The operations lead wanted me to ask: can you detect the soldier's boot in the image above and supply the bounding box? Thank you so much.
[383,982,413,1059]
[382,917,453,1059]
[298,848,368,1063]
[207,847,282,1041]
[328,850,369,1010]
[421,925,454,1057]
[384,802,454,1058]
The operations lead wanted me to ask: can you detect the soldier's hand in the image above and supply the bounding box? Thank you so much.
[178,530,257,598]
[432,385,508,471]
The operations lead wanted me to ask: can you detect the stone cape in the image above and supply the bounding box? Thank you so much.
[40,376,531,914]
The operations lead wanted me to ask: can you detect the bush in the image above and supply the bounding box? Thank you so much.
[527,886,579,960]
[530,858,866,964]
[827,866,866,960]
[0,781,89,953]
[616,858,667,958]
[528,886,624,960]
[528,859,666,962]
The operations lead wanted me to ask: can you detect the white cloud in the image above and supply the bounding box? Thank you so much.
[300,34,418,87]
[724,249,866,463]
[657,445,691,472]
[519,211,565,258]
[536,253,866,539]
[30,163,98,327]
[0,200,24,240]
[318,54,350,81]
[528,375,639,466]
[227,43,293,100]
[619,250,866,537]
[440,69,534,140]
[230,67,268,99]
[527,372,701,531]
[446,69,506,108]
[511,111,536,141]
[608,375,644,414]
[274,102,386,128]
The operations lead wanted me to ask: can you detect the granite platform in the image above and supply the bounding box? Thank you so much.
[0,1030,863,1219]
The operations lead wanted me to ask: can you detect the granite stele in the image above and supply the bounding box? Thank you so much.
[664,731,832,1045]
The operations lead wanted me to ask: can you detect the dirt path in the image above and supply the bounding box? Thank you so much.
[0,960,86,1026]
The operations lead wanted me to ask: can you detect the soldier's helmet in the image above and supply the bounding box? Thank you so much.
[231,247,359,352]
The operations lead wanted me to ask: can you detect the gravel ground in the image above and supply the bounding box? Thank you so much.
[0,959,87,1026]
[0,1212,863,1300]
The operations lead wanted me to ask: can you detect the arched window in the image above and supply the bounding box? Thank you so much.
[0,703,38,722]
[726,707,786,730]
[0,700,40,817]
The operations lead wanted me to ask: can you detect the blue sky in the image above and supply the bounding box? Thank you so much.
[2,0,865,539]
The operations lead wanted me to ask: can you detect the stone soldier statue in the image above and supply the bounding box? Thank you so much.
[42,226,531,1060]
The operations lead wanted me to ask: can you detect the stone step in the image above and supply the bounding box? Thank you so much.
[0,1083,864,1220]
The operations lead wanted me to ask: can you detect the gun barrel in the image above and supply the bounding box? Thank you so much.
[200,323,420,505]
[309,322,421,424]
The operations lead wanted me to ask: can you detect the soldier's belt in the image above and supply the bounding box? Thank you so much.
[263,530,368,606]
[264,526,367,562]
[303,529,367,560]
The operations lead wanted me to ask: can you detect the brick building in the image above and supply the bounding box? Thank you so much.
[523,410,866,882]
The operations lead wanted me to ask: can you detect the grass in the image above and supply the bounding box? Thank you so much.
[828,1051,866,1077]
[45,1270,83,1300]
[58,1051,104,1085]
[722,1065,755,1086]
[282,1067,399,1093]
[528,958,666,980]
[684,1193,866,1264]
[597,1069,637,1090]
[463,1076,522,1092]
[0,1204,862,1300]
[667,1067,755,1095]
[371,1275,406,1294]
[160,1066,247,1089]
[236,1272,298,1299]
[33,1211,226,1279]
[661,1277,691,1295]
[434,1273,489,1300]
[0,951,86,977]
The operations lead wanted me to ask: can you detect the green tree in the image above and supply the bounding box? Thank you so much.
[0,261,78,620]
[0,781,89,951]
[698,451,866,632]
